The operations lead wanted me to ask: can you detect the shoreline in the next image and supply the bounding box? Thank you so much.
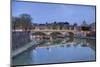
[11,36,95,58]
[11,41,38,58]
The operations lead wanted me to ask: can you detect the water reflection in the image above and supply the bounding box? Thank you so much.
[12,37,96,65]
[36,36,95,50]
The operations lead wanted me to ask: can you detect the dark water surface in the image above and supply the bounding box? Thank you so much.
[12,37,96,65]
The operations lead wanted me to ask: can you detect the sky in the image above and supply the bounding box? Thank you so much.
[12,1,96,25]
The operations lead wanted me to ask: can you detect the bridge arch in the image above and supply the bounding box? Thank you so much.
[30,32,47,40]
[68,32,74,37]
[49,32,63,37]
[31,32,47,36]
[63,32,74,37]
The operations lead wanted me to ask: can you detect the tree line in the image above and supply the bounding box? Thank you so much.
[12,13,95,31]
[12,14,33,30]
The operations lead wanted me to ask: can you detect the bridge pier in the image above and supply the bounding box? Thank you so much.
[50,36,53,41]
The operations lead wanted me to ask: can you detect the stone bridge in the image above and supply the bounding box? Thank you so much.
[30,29,78,36]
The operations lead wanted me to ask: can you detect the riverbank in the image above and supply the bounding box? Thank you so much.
[49,36,96,40]
[73,36,96,39]
[12,31,31,50]
[12,35,95,58]
[11,41,38,58]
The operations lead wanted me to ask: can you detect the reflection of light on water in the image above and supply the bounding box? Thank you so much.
[80,42,90,47]
[34,50,37,53]
[87,43,90,46]
[13,36,96,65]
[46,47,51,52]
[49,48,51,52]
[33,49,37,53]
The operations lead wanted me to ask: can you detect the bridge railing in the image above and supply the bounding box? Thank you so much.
[30,29,76,32]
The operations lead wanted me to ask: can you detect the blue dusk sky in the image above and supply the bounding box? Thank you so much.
[12,1,96,25]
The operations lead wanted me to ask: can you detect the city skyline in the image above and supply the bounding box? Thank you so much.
[12,1,96,25]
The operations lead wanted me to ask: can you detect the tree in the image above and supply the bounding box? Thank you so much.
[12,14,33,30]
[73,23,78,27]
[12,16,20,29]
[52,21,58,30]
[65,21,70,25]
[19,14,33,30]
[64,21,70,30]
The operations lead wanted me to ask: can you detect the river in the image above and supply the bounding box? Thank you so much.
[12,37,96,65]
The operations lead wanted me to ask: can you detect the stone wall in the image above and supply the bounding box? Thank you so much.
[12,31,31,50]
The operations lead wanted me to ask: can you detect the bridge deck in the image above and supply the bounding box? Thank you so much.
[30,30,76,32]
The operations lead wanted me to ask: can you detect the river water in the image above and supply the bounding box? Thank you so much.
[12,37,96,65]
